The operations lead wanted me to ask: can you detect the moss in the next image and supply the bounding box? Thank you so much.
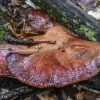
[0,9,5,42]
[73,19,79,25]
[74,25,96,41]
[0,27,5,42]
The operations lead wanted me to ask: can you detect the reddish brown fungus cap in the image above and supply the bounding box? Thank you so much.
[6,44,100,88]
[28,9,58,33]
[0,44,17,77]
[0,44,28,77]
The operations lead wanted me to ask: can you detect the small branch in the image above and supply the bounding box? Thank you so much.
[0,86,38,100]
[4,35,56,45]
[73,84,100,95]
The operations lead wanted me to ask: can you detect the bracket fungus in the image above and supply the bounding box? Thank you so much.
[0,9,100,88]
[5,26,100,88]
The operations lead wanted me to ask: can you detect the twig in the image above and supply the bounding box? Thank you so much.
[4,35,56,45]
[0,86,38,100]
[73,84,100,95]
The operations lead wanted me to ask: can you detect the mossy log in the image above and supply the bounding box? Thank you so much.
[32,0,100,41]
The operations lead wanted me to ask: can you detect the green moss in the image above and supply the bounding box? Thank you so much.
[0,27,5,42]
[0,9,5,42]
[75,25,96,41]
[73,19,79,25]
